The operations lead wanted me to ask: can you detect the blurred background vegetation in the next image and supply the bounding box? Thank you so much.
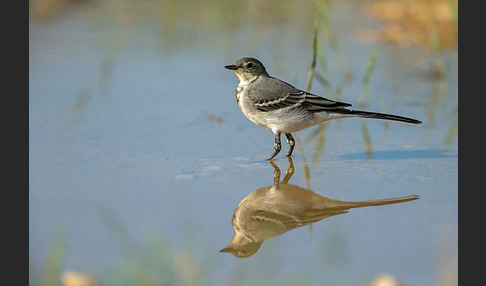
[30,0,457,53]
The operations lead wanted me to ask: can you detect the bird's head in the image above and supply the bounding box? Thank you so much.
[219,230,262,258]
[224,57,268,84]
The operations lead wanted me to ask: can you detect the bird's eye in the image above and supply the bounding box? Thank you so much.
[246,62,253,69]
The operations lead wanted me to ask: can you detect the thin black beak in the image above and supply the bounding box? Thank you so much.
[224,65,238,70]
[219,246,232,252]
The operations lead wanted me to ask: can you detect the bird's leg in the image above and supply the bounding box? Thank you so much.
[269,160,281,187]
[281,157,294,184]
[267,132,281,160]
[285,133,295,157]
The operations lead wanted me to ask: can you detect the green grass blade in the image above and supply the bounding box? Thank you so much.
[358,45,378,109]
[305,17,319,92]
[40,230,67,286]
[447,0,458,26]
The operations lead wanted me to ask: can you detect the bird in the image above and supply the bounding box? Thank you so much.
[219,158,419,258]
[224,57,422,160]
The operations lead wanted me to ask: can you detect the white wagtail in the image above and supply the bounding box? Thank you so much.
[219,158,419,258]
[225,57,422,160]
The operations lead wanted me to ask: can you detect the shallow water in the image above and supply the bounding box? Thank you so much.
[30,1,457,285]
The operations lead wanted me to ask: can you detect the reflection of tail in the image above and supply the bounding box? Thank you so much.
[343,195,419,209]
[342,109,422,125]
[304,195,419,225]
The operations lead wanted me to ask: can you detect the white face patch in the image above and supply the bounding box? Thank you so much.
[235,70,259,86]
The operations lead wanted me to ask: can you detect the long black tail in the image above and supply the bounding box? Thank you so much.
[345,109,422,125]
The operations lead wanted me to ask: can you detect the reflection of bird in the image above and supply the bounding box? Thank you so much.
[225,57,421,160]
[220,158,419,258]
